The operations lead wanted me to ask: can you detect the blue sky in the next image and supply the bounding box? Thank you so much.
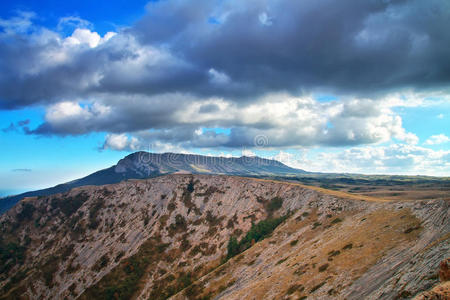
[0,0,449,195]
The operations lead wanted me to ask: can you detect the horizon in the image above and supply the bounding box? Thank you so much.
[1,150,448,198]
[0,0,449,192]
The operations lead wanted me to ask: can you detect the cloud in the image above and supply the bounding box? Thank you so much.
[57,16,92,32]
[425,134,450,145]
[275,144,450,176]
[1,1,450,109]
[0,2,448,154]
[12,168,32,172]
[2,119,30,133]
[102,133,139,151]
[0,11,35,35]
[34,93,415,150]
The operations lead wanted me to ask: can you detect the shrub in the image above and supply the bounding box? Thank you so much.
[331,218,343,224]
[286,284,304,295]
[0,241,26,274]
[187,180,195,193]
[312,222,322,229]
[328,250,340,257]
[92,254,109,272]
[88,198,105,229]
[342,243,353,250]
[310,281,326,293]
[318,263,329,272]
[168,214,187,236]
[226,215,287,260]
[52,192,88,217]
[17,203,35,222]
[266,197,283,214]
[226,236,239,259]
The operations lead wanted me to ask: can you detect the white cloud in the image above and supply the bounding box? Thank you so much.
[258,12,273,26]
[437,114,444,119]
[208,68,230,85]
[102,134,139,151]
[425,134,450,145]
[57,16,92,32]
[0,11,35,35]
[241,149,256,157]
[64,28,115,48]
[276,144,450,176]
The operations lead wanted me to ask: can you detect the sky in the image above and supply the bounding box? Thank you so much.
[0,0,449,194]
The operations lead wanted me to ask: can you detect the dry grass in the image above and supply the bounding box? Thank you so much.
[249,177,391,202]
[181,207,422,299]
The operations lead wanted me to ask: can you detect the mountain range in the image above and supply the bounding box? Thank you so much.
[0,152,306,214]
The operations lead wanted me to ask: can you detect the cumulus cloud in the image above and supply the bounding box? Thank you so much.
[274,144,450,176]
[425,134,450,145]
[32,93,416,150]
[102,134,139,151]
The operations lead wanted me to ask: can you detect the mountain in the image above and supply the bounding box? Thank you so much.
[0,152,306,214]
[0,174,448,299]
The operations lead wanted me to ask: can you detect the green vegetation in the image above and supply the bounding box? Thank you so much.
[92,254,109,272]
[40,255,60,287]
[328,250,340,257]
[342,243,353,250]
[168,214,187,236]
[318,263,329,272]
[88,198,105,229]
[312,222,322,229]
[276,257,289,265]
[266,197,283,214]
[17,203,35,222]
[286,284,304,295]
[226,236,239,259]
[0,240,26,274]
[310,281,326,293]
[82,236,164,300]
[331,217,343,224]
[226,215,287,260]
[187,180,195,193]
[51,192,89,217]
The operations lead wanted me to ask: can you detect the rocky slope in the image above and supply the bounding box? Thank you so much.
[0,152,306,214]
[0,175,448,300]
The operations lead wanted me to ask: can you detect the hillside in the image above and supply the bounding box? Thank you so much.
[0,152,306,214]
[0,174,448,299]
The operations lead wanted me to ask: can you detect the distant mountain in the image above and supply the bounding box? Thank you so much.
[0,152,306,214]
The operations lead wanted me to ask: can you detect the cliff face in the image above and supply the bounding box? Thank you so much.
[0,175,448,300]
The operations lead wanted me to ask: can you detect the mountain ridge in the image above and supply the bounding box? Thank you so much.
[0,152,306,214]
[0,174,448,299]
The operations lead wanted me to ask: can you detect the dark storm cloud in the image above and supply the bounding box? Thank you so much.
[132,0,450,98]
[0,0,449,109]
